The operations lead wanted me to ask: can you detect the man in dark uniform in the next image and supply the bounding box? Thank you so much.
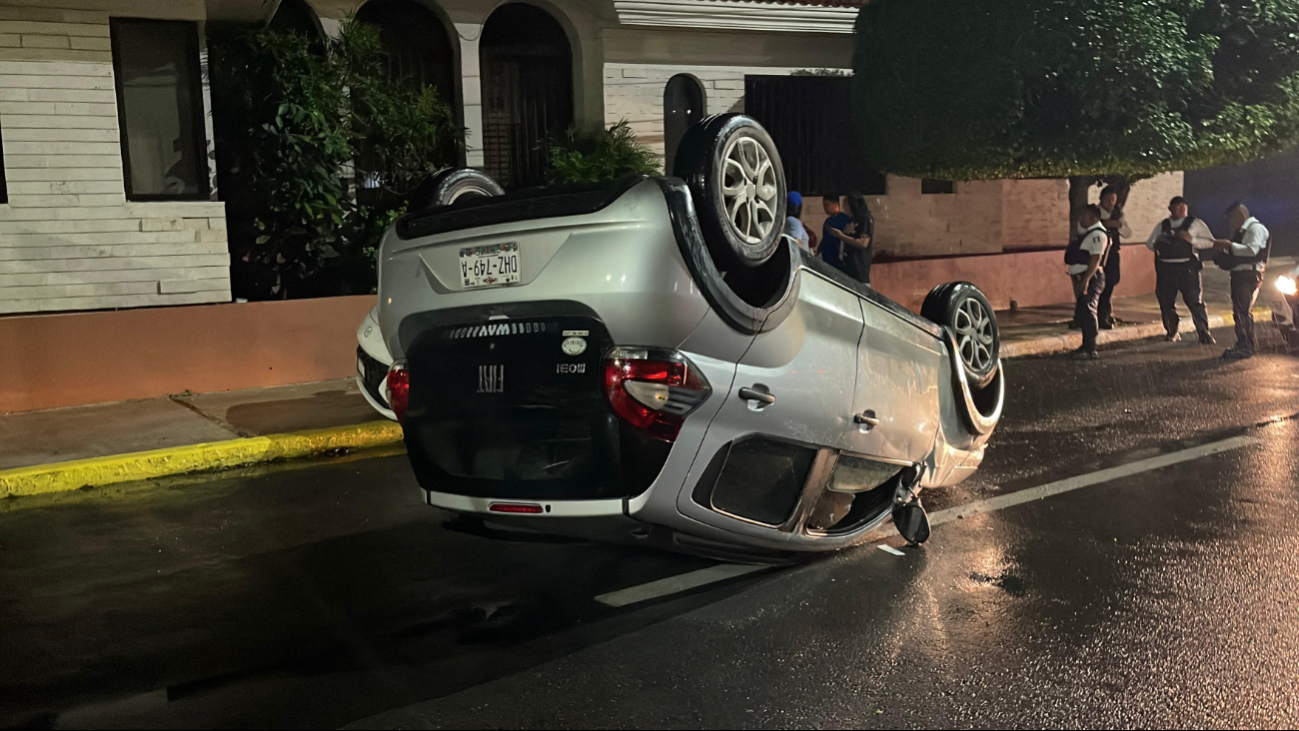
[1145,196,1216,344]
[1212,202,1271,360]
[1096,185,1130,329]
[1065,205,1110,360]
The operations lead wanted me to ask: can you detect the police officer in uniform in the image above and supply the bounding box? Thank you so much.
[1065,205,1110,360]
[1097,185,1130,329]
[1212,202,1271,360]
[1146,196,1216,344]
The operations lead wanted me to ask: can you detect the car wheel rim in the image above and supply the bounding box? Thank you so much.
[720,134,778,245]
[954,298,994,374]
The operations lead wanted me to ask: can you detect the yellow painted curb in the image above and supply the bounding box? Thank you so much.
[0,421,404,499]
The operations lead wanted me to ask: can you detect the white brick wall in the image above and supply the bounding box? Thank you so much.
[0,5,230,315]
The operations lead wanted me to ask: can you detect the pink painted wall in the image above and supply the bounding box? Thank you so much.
[0,295,375,414]
[871,248,1157,313]
[0,247,1165,414]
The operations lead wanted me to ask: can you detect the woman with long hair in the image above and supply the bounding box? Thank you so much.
[829,192,874,284]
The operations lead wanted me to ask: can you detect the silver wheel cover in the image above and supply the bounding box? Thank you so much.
[719,134,778,245]
[954,297,995,374]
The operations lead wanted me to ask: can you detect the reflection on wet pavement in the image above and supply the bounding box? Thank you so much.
[2,327,1299,728]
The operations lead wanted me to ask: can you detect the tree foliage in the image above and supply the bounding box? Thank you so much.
[853,0,1299,181]
[209,19,463,299]
[546,121,661,184]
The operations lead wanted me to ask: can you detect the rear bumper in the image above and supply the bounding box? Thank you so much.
[357,307,397,421]
[424,490,630,518]
[1269,290,1295,328]
[357,374,396,422]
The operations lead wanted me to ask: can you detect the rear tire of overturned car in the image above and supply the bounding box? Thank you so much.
[922,283,1000,390]
[674,114,787,270]
[408,168,505,212]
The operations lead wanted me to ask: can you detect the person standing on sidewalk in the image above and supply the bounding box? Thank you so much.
[1212,202,1271,360]
[784,191,811,252]
[1097,185,1131,330]
[1066,205,1110,360]
[830,192,875,285]
[1146,196,1216,345]
[820,194,852,273]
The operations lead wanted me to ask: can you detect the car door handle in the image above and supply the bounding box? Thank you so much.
[738,386,776,407]
[854,410,881,429]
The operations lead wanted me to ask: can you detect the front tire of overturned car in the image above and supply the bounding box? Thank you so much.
[674,114,787,271]
[922,282,1000,390]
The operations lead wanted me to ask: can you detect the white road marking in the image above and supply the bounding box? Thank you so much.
[929,434,1258,527]
[595,563,765,608]
[599,434,1258,609]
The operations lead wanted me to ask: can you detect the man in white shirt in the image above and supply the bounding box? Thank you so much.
[1066,205,1110,360]
[1097,185,1131,329]
[1212,202,1271,359]
[1146,196,1216,344]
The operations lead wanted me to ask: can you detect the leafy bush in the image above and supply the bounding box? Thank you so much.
[853,0,1299,181]
[546,121,661,184]
[209,19,463,299]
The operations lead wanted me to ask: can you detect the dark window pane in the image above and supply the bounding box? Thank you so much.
[664,74,705,176]
[744,75,886,196]
[709,438,816,526]
[354,0,457,208]
[480,4,573,190]
[112,20,207,199]
[356,0,455,96]
[922,179,955,194]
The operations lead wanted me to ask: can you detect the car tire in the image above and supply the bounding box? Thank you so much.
[408,168,504,212]
[674,114,787,270]
[657,178,800,335]
[922,282,999,389]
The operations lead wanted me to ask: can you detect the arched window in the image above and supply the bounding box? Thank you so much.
[480,3,574,189]
[663,74,705,176]
[268,0,324,46]
[355,0,456,99]
[354,0,458,205]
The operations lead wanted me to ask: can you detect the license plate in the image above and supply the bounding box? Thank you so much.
[459,242,520,289]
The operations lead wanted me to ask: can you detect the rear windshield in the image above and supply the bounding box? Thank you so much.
[396,175,650,240]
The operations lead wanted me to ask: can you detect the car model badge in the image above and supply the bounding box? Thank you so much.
[478,365,504,393]
[561,337,587,356]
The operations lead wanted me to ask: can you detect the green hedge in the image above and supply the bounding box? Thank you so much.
[853,0,1299,180]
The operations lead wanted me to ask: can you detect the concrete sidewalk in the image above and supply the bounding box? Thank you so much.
[1000,256,1291,357]
[1,257,1290,498]
[0,379,401,498]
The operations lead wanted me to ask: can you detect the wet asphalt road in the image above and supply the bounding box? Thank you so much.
[2,325,1298,729]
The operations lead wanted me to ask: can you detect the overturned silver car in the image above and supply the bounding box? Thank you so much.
[370,114,1003,559]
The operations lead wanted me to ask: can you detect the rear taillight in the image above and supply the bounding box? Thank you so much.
[386,361,409,423]
[603,347,710,441]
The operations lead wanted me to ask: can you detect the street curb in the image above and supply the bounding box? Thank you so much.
[999,309,1268,358]
[1002,315,1229,358]
[0,421,404,499]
